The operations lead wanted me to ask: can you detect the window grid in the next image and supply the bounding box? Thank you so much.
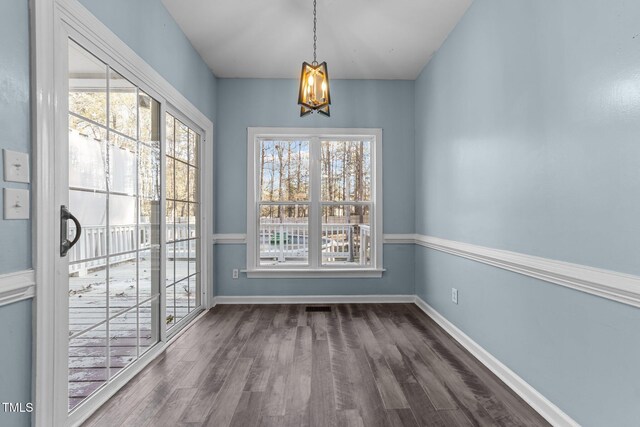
[165,114,201,330]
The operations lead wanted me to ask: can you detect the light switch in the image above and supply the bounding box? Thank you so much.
[3,188,30,220]
[3,149,30,183]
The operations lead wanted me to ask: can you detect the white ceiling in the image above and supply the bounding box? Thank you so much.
[162,0,472,80]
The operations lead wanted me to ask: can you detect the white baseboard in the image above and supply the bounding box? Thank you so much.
[413,296,579,427]
[212,294,414,305]
[0,269,36,307]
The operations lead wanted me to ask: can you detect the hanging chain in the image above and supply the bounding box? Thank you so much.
[312,0,317,64]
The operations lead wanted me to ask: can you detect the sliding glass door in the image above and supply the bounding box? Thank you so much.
[66,39,162,410]
[165,113,202,332]
[63,37,204,416]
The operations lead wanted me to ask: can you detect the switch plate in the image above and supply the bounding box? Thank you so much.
[452,288,458,304]
[3,150,30,183]
[3,188,30,219]
[232,269,239,279]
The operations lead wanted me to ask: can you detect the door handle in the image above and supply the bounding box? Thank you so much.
[60,205,82,257]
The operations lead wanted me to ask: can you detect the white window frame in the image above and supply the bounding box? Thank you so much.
[246,127,383,278]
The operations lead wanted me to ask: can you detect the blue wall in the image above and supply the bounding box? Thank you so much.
[414,0,640,275]
[0,300,33,427]
[215,79,415,296]
[0,0,31,275]
[0,1,33,426]
[414,1,640,425]
[78,0,217,122]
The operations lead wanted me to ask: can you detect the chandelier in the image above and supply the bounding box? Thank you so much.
[297,0,331,117]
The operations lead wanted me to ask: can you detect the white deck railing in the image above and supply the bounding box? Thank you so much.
[68,223,195,276]
[259,222,371,264]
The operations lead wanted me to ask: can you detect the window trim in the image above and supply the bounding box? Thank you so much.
[246,127,383,278]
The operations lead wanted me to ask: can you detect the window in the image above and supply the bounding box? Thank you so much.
[247,128,383,277]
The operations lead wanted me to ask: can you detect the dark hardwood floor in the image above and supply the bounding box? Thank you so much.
[83,304,549,427]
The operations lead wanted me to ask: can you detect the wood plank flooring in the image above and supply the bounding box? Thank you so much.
[83,304,549,427]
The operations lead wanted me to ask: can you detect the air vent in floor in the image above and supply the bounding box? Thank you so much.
[305,306,332,312]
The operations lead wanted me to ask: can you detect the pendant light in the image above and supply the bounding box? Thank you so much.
[298,0,331,117]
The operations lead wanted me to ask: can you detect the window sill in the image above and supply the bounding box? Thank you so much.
[243,268,385,279]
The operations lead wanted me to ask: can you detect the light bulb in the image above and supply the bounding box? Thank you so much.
[308,75,314,85]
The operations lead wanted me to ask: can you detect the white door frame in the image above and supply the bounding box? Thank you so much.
[31,0,214,425]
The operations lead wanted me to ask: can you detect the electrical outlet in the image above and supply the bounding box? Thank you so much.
[452,288,458,304]
[232,269,239,279]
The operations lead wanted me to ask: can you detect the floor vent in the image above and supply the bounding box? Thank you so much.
[305,306,332,312]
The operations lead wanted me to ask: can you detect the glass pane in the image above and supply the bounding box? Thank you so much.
[193,274,201,308]
[321,204,371,266]
[139,91,160,145]
[108,225,136,257]
[108,196,136,226]
[188,130,199,166]
[109,69,137,138]
[68,329,107,411]
[109,134,136,196]
[175,160,188,201]
[68,40,107,125]
[188,275,197,312]
[259,204,310,266]
[69,116,107,191]
[139,297,159,356]
[68,191,107,261]
[68,268,106,337]
[166,115,175,157]
[175,121,189,162]
[166,157,175,200]
[321,140,371,201]
[174,202,189,241]
[108,311,138,379]
[175,278,189,324]
[165,242,175,287]
[259,140,310,201]
[108,256,137,317]
[170,193,187,278]
[139,198,160,250]
[188,203,198,240]
[188,166,197,202]
[138,249,153,299]
[109,221,136,260]
[175,241,189,283]
[139,143,160,200]
[166,200,175,243]
[188,239,197,276]
[166,284,176,329]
